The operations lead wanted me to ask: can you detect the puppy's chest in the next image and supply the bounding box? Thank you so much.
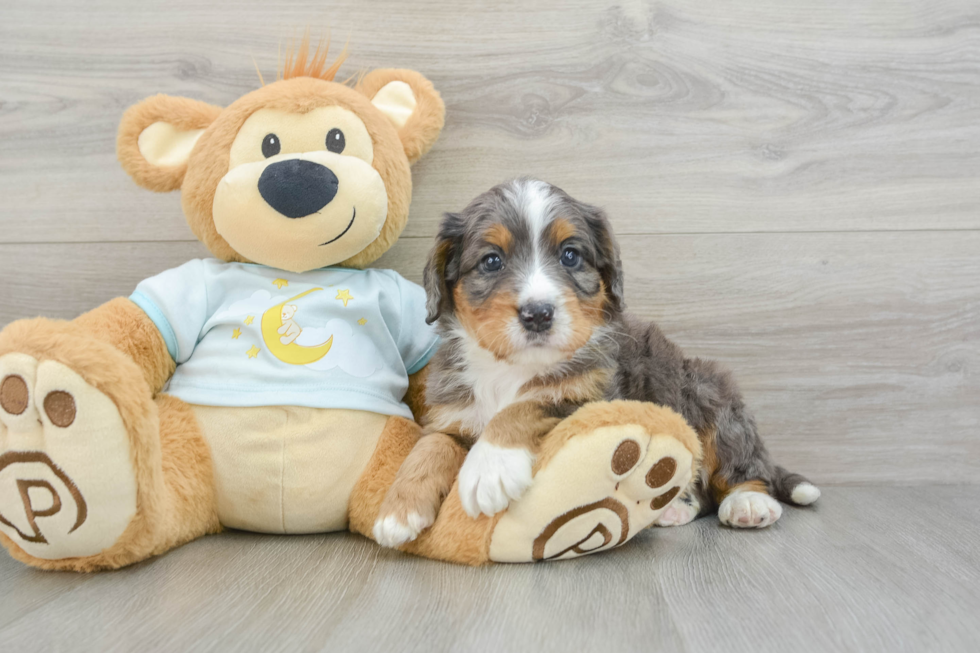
[434,359,542,436]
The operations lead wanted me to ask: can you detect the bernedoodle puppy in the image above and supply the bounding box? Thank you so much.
[373,178,819,547]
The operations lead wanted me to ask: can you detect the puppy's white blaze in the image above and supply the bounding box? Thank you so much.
[519,265,561,305]
[791,482,821,506]
[513,178,555,241]
[373,513,423,548]
[718,490,782,529]
[458,441,534,518]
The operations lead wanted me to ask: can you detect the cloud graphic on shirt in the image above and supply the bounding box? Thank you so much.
[211,290,287,321]
[301,318,384,378]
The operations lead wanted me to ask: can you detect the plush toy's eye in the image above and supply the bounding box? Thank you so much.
[481,253,503,273]
[261,134,281,158]
[326,128,346,154]
[560,247,582,269]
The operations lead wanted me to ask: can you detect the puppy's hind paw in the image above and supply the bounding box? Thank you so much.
[654,497,699,527]
[718,490,782,529]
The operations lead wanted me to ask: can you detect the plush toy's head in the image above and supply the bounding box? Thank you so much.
[118,47,444,273]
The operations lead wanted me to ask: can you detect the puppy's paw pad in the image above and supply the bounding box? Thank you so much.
[458,442,533,519]
[718,491,782,528]
[373,512,429,549]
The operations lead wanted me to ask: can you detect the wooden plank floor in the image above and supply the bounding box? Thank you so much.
[1,1,978,651]
[1,487,977,653]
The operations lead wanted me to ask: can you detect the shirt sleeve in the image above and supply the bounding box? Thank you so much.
[129,259,210,364]
[391,273,440,375]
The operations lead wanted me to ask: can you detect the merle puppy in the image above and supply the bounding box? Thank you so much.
[373,178,818,548]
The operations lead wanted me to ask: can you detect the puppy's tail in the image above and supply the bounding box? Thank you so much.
[771,465,821,506]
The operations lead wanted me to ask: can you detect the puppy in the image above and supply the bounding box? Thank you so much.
[373,178,820,548]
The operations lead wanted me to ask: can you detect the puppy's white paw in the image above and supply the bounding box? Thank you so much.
[458,442,534,519]
[718,490,782,528]
[654,498,699,527]
[372,512,431,549]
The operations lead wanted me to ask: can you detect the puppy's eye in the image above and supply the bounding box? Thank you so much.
[326,128,346,154]
[261,133,281,158]
[481,253,503,273]
[560,247,582,268]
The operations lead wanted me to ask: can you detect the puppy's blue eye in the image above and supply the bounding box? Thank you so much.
[561,247,581,268]
[482,253,503,272]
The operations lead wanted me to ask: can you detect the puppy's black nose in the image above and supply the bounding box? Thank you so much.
[519,302,555,333]
[258,159,339,218]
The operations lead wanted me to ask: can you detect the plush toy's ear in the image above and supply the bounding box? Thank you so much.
[117,94,222,192]
[357,69,445,164]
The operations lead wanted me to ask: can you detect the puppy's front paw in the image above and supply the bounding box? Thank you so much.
[458,442,534,519]
[372,511,433,549]
[718,490,782,528]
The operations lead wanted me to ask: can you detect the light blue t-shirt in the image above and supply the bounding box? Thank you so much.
[130,259,438,419]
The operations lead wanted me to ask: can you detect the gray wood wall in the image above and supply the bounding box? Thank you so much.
[1,0,977,485]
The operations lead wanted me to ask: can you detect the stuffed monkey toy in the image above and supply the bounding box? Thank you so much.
[0,45,700,570]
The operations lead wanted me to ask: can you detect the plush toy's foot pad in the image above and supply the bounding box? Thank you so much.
[488,423,694,562]
[0,353,137,560]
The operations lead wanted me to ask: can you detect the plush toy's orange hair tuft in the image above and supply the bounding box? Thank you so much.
[279,31,348,82]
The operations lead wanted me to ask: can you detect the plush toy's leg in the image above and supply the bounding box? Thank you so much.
[350,401,701,565]
[0,319,219,571]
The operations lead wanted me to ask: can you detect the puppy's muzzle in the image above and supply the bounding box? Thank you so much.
[519,302,555,333]
[258,159,339,218]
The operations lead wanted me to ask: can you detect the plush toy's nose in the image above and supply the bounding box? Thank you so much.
[258,159,339,218]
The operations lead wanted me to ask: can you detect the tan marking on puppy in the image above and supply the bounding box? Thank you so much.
[421,405,469,438]
[481,401,562,450]
[520,368,611,406]
[700,429,771,503]
[484,223,513,254]
[375,432,467,543]
[453,285,518,360]
[729,480,769,495]
[560,283,608,354]
[547,218,577,248]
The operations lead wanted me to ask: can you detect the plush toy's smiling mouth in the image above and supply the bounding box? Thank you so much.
[320,207,356,246]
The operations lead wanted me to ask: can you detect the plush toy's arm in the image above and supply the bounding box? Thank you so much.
[405,364,429,424]
[73,297,175,394]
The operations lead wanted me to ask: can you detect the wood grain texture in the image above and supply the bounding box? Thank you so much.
[0,3,978,647]
[0,487,977,652]
[2,231,977,484]
[1,0,979,242]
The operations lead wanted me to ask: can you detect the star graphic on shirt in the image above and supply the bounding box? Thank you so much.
[231,328,242,339]
[244,315,255,325]
[272,278,289,289]
[335,289,353,307]
[246,345,260,359]
[357,318,367,325]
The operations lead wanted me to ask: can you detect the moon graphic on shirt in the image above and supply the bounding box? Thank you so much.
[260,288,334,365]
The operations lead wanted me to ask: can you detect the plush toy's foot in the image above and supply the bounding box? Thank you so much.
[0,352,140,563]
[0,319,218,571]
[488,401,700,562]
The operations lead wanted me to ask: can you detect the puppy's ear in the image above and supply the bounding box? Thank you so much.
[583,206,625,312]
[118,94,222,192]
[423,212,465,324]
[356,69,445,164]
